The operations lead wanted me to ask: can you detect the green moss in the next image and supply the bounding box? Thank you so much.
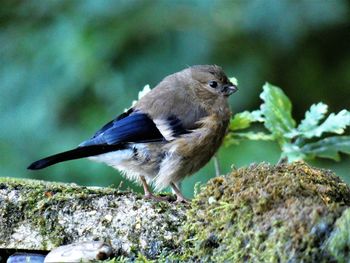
[180,162,350,262]
[107,251,183,263]
[326,207,350,262]
[2,162,349,261]
[0,177,125,249]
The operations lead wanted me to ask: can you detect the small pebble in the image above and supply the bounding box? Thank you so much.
[7,253,45,263]
[44,241,112,262]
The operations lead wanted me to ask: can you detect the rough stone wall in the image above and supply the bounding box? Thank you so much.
[1,162,350,262]
[0,178,187,259]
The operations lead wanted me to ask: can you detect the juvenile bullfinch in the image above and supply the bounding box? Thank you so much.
[28,65,238,202]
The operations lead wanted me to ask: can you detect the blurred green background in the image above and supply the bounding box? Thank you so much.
[1,0,349,197]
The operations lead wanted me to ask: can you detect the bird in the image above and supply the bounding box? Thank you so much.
[28,65,238,202]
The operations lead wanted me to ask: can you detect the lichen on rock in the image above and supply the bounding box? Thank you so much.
[180,161,350,262]
[0,177,186,259]
[1,162,350,262]
[326,207,350,262]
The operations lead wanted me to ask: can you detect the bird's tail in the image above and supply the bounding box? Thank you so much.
[27,144,126,170]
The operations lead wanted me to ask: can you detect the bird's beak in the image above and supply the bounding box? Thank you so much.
[223,84,238,96]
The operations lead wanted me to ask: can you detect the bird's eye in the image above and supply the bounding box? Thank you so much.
[209,81,218,88]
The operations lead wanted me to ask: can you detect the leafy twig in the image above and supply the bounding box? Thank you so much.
[226,83,350,162]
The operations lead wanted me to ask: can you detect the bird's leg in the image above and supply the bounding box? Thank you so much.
[140,176,168,201]
[170,182,190,203]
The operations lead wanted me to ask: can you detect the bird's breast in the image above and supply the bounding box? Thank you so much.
[167,111,230,175]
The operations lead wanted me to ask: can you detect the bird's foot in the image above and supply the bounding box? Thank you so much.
[141,175,170,202]
[169,182,190,204]
[144,193,170,202]
[175,195,191,204]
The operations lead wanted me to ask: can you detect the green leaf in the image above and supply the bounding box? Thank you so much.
[230,132,274,141]
[229,110,263,131]
[224,131,273,146]
[298,102,328,133]
[260,83,296,142]
[229,77,238,86]
[281,143,306,162]
[300,110,350,138]
[223,133,239,146]
[301,136,350,161]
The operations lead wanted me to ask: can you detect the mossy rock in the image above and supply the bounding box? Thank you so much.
[326,207,350,263]
[0,177,186,259]
[2,162,350,262]
[180,161,350,262]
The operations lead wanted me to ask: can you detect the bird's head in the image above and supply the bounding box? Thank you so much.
[189,65,238,98]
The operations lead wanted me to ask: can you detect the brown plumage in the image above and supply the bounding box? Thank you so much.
[28,65,237,202]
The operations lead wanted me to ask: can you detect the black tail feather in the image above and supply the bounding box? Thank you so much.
[27,144,126,170]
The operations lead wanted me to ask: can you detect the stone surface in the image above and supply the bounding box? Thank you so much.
[2,162,350,262]
[44,241,112,262]
[0,178,187,259]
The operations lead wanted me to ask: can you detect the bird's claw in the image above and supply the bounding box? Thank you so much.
[144,193,170,202]
[175,196,190,204]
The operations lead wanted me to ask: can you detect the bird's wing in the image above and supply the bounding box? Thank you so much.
[134,78,209,135]
[28,109,191,170]
[88,108,134,140]
[79,110,188,147]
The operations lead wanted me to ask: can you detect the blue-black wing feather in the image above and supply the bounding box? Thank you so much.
[79,111,165,146]
[167,115,190,137]
[28,110,189,170]
[90,108,134,140]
